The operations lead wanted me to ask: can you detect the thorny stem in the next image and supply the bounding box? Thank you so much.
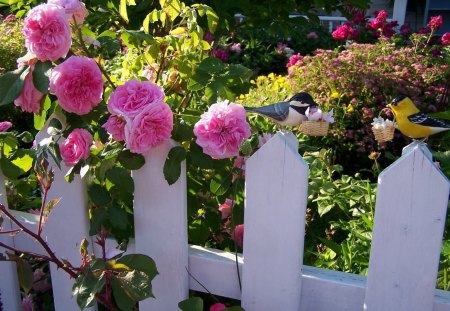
[0,204,78,279]
[230,161,244,292]
[37,181,50,236]
[0,228,22,235]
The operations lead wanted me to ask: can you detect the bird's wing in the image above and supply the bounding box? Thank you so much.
[408,112,450,129]
[244,102,290,121]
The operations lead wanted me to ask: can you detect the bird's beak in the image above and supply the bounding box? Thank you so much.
[386,103,392,108]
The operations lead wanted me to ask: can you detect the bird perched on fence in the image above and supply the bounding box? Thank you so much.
[388,95,450,139]
[244,92,318,126]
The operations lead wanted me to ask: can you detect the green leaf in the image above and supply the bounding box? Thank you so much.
[106,167,134,194]
[88,184,112,206]
[120,0,128,22]
[117,150,145,170]
[89,207,108,236]
[163,146,186,185]
[224,307,245,311]
[17,131,34,143]
[189,143,213,169]
[198,57,225,74]
[111,270,153,310]
[34,96,51,130]
[32,61,52,94]
[0,66,29,106]
[72,270,105,309]
[11,150,34,173]
[109,205,128,230]
[178,297,203,311]
[210,173,232,195]
[16,257,33,294]
[44,197,61,216]
[116,254,158,280]
[0,157,23,180]
[188,219,209,244]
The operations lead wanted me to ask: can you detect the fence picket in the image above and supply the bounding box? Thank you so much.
[241,132,308,310]
[0,172,22,310]
[133,139,189,310]
[364,143,450,311]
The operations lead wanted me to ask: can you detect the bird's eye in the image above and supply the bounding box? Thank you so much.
[391,95,406,106]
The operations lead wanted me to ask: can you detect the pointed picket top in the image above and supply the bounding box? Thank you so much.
[242,131,308,311]
[132,139,189,310]
[0,172,22,310]
[364,142,450,311]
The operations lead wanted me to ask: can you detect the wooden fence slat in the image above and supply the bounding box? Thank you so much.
[133,139,188,310]
[241,132,308,311]
[364,143,450,311]
[0,172,22,310]
[36,126,95,311]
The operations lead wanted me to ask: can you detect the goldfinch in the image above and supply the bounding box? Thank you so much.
[388,95,450,139]
[244,92,318,126]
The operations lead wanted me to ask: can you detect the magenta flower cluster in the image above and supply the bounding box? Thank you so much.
[194,100,251,159]
[104,80,173,154]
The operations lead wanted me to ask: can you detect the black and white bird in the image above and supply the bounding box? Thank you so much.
[244,92,318,126]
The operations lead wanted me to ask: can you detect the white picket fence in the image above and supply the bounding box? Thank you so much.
[1,131,450,311]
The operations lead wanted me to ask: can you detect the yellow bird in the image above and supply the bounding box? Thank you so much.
[388,95,450,139]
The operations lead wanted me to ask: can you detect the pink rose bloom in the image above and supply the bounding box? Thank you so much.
[400,23,411,35]
[50,56,103,115]
[214,49,229,62]
[108,80,165,118]
[0,121,12,132]
[428,15,443,31]
[210,303,227,311]
[332,24,353,40]
[14,69,44,114]
[3,14,16,23]
[218,198,234,219]
[442,33,450,46]
[48,0,88,24]
[233,224,244,248]
[375,10,388,21]
[257,133,273,148]
[33,268,51,292]
[286,53,302,68]
[22,4,71,62]
[125,102,173,154]
[230,43,241,53]
[306,31,319,40]
[22,294,34,311]
[352,11,366,25]
[60,128,93,166]
[102,115,126,142]
[194,101,251,159]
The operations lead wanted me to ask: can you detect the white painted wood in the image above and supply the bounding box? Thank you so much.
[36,124,95,311]
[0,172,22,311]
[132,139,189,310]
[392,0,408,26]
[364,143,450,311]
[242,132,308,311]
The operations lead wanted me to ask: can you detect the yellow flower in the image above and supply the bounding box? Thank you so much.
[239,94,245,100]
[268,73,275,81]
[346,104,354,113]
[331,90,339,99]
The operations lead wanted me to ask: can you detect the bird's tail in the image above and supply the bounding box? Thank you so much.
[244,106,256,112]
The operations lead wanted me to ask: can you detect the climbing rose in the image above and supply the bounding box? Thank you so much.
[218,199,234,219]
[108,80,165,118]
[125,102,173,154]
[210,303,227,311]
[332,24,353,40]
[0,122,12,132]
[233,224,244,248]
[194,101,251,159]
[14,69,44,114]
[428,15,443,31]
[442,33,450,46]
[50,56,103,115]
[102,115,126,142]
[48,0,88,24]
[22,4,71,62]
[213,49,229,62]
[60,128,93,166]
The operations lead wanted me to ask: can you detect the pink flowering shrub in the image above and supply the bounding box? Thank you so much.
[194,100,251,159]
[14,68,44,114]
[49,56,103,115]
[210,303,227,311]
[428,15,443,31]
[0,121,12,132]
[60,128,93,166]
[22,4,71,61]
[106,80,172,154]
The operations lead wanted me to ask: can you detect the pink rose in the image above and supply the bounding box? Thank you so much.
[194,101,250,159]
[210,303,227,311]
[48,0,88,24]
[0,121,12,132]
[428,15,443,31]
[108,80,165,118]
[60,128,93,166]
[50,56,103,115]
[233,224,244,248]
[218,199,234,219]
[125,102,173,154]
[102,115,126,142]
[22,4,71,62]
[332,24,353,40]
[286,53,302,68]
[14,68,44,114]
[442,33,450,46]
[213,49,229,62]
